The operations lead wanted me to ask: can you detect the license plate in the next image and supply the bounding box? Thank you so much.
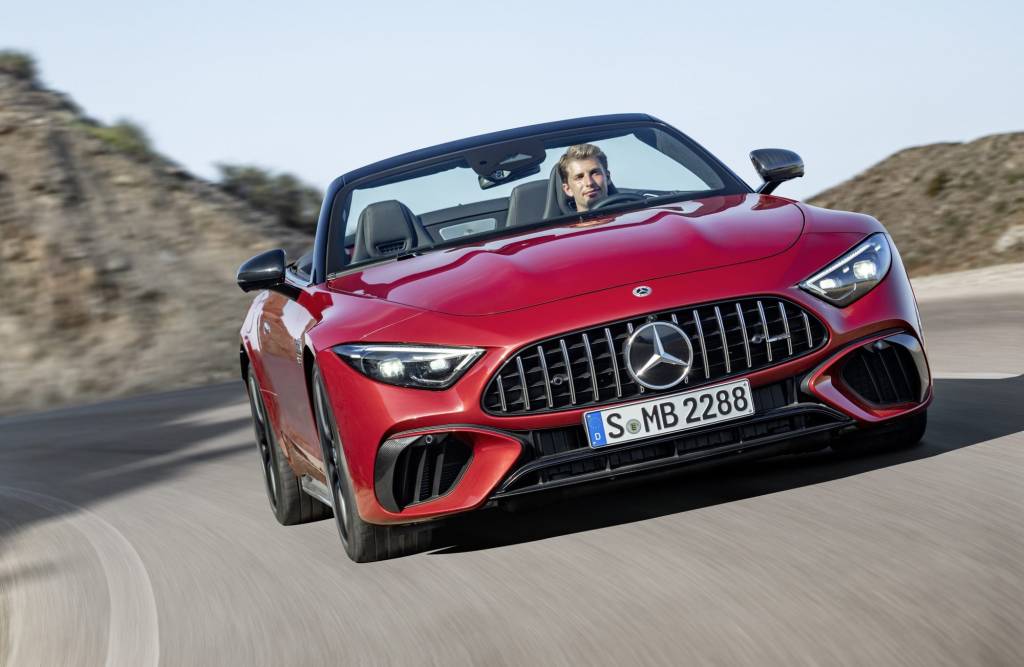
[583,379,755,448]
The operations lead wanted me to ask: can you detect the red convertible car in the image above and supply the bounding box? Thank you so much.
[237,114,931,562]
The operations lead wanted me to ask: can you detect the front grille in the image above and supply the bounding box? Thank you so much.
[483,296,828,415]
[841,342,921,405]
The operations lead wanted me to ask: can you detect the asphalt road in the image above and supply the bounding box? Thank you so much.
[1,295,1022,666]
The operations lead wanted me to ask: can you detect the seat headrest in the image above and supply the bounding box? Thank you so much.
[506,179,549,227]
[352,200,429,261]
[543,164,573,219]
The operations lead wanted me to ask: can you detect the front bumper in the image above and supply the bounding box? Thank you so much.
[368,334,930,512]
[492,378,851,499]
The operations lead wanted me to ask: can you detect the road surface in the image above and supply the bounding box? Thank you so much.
[1,294,1022,666]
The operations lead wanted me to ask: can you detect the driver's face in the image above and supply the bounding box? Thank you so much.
[562,158,609,212]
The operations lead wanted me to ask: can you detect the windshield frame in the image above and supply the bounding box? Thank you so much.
[323,119,752,279]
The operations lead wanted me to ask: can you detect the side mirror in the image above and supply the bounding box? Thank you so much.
[237,249,294,296]
[750,148,804,195]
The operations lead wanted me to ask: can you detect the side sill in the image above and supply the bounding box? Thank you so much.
[300,475,332,507]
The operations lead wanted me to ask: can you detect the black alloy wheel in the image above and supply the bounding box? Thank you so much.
[312,366,351,544]
[247,371,280,510]
[831,409,928,456]
[310,365,434,562]
[246,368,331,526]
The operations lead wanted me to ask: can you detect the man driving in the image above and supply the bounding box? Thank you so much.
[558,143,610,212]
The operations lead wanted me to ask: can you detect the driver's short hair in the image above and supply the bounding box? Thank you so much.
[557,143,608,182]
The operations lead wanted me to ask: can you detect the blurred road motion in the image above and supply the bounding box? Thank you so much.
[1,293,1022,666]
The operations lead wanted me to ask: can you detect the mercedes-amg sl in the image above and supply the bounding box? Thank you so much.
[237,114,931,562]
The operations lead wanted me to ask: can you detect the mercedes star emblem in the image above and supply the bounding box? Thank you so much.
[623,321,694,390]
[632,286,652,297]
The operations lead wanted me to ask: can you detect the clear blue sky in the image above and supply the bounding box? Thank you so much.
[5,0,1022,200]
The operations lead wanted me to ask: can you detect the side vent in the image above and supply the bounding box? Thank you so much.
[391,434,472,509]
[841,341,921,406]
[376,240,408,255]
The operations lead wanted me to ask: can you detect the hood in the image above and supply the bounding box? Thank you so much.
[328,194,804,316]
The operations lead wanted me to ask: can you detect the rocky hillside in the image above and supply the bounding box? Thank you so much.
[0,68,312,415]
[1,55,1021,417]
[809,132,1024,276]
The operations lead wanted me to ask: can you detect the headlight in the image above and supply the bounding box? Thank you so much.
[333,344,484,389]
[800,233,892,307]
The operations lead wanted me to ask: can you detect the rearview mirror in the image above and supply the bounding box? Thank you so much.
[237,249,293,296]
[478,164,542,189]
[750,148,804,195]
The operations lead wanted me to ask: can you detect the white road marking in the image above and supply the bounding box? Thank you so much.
[0,487,160,667]
[931,371,1019,379]
[166,401,250,427]
[912,262,1024,302]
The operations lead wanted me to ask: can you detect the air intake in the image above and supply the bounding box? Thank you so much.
[841,340,922,406]
[384,434,472,510]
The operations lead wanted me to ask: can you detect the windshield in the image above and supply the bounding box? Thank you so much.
[331,124,746,272]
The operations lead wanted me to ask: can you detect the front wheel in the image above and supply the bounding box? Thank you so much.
[245,369,330,525]
[311,365,433,562]
[831,410,928,455]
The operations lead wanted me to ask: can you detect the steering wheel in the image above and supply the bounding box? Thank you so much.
[590,192,647,210]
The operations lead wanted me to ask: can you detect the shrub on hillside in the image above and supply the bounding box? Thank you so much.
[925,170,950,197]
[217,164,322,232]
[81,119,154,159]
[0,50,38,82]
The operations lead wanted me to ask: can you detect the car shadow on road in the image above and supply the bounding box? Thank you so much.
[430,374,1024,555]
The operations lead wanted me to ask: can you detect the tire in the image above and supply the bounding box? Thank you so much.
[830,409,928,455]
[246,369,331,526]
[311,365,433,562]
